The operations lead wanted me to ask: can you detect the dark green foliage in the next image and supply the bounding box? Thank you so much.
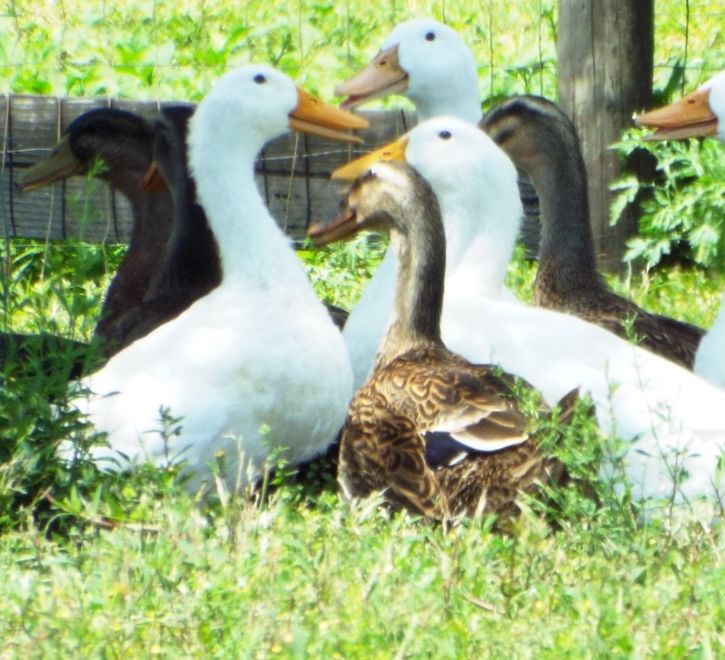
[612,131,725,269]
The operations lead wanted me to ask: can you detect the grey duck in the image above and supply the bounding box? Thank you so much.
[481,95,704,369]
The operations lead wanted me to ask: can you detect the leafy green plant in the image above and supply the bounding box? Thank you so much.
[611,129,725,270]
[300,232,387,311]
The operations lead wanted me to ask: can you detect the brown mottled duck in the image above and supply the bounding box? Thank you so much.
[311,160,573,520]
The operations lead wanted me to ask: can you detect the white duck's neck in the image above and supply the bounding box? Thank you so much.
[412,88,482,125]
[191,141,298,287]
[437,180,520,298]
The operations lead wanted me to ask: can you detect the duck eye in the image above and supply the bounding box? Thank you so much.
[425,32,436,41]
[253,74,267,84]
[439,130,452,140]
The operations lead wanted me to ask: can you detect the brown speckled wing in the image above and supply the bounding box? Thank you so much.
[338,399,449,518]
[380,348,530,452]
[378,413,450,518]
[338,344,551,520]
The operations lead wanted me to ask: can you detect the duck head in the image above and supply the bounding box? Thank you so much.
[190,65,368,162]
[336,18,481,123]
[20,109,155,193]
[325,116,521,275]
[309,160,440,245]
[481,95,583,175]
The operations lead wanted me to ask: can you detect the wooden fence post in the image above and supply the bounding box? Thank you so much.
[557,0,654,269]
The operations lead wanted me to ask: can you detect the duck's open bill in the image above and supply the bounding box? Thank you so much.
[331,134,409,180]
[290,88,369,144]
[19,136,82,192]
[335,45,409,110]
[308,206,360,247]
[636,86,716,140]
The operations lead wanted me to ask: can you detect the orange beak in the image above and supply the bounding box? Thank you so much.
[637,86,717,140]
[331,134,409,180]
[289,87,369,143]
[335,45,409,110]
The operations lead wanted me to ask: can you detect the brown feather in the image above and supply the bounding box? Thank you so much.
[481,95,704,369]
[329,162,582,521]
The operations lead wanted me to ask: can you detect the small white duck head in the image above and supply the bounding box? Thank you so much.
[188,64,368,277]
[336,18,481,123]
[332,117,521,285]
[637,70,725,142]
[191,65,368,162]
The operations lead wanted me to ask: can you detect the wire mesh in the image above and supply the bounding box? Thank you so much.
[0,0,723,246]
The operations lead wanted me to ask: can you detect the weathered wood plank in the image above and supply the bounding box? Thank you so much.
[557,0,654,269]
[1,93,540,254]
[0,93,413,243]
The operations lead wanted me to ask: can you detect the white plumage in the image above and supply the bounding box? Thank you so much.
[342,123,522,388]
[340,117,725,514]
[68,66,354,492]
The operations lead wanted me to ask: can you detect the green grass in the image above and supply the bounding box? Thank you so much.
[1,484,723,656]
[2,234,724,654]
[2,0,725,654]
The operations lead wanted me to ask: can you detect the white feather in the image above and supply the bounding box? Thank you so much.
[695,293,725,390]
[67,66,353,492]
[346,116,725,514]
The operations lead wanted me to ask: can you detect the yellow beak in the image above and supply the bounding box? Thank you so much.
[331,134,409,180]
[289,87,369,143]
[637,87,717,140]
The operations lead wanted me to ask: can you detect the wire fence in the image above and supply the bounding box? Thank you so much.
[0,0,723,247]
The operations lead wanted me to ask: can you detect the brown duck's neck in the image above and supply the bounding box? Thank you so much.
[125,190,174,252]
[375,225,446,368]
[531,144,603,297]
[101,189,174,313]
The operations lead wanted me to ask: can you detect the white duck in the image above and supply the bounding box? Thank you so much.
[335,18,523,387]
[695,294,725,390]
[332,117,725,515]
[638,70,725,390]
[68,65,365,492]
[336,17,482,124]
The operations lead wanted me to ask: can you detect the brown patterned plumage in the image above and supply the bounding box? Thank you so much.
[339,344,571,518]
[481,95,704,369]
[310,161,574,520]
